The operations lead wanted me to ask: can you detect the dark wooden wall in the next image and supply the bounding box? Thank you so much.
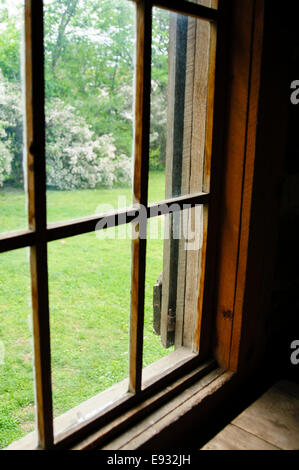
[266,0,299,384]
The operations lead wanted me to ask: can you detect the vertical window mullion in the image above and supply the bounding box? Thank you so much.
[25,0,53,448]
[129,0,152,394]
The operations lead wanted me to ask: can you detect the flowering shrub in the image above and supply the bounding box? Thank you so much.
[46,98,132,190]
[0,75,132,190]
[149,80,167,170]
[0,138,13,187]
[0,71,22,186]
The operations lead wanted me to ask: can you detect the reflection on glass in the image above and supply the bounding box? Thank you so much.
[44,0,136,223]
[0,1,26,234]
[149,7,212,204]
[0,248,35,449]
[48,231,131,436]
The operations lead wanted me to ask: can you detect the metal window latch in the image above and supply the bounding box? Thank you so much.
[153,273,163,336]
[153,273,176,348]
[167,308,176,333]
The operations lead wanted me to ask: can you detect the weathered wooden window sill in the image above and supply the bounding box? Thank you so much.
[6,353,233,450]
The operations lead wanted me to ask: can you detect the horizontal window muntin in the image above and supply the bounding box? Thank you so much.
[0,192,210,252]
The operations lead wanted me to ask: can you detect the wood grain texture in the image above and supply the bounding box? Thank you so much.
[174,14,196,349]
[230,0,289,372]
[212,0,257,369]
[202,423,280,450]
[102,367,227,450]
[184,0,211,350]
[25,0,54,449]
[202,381,299,450]
[232,382,299,450]
[161,12,188,348]
[229,0,265,371]
[129,0,152,393]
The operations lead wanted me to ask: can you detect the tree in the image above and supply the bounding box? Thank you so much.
[44,0,136,158]
[150,8,169,169]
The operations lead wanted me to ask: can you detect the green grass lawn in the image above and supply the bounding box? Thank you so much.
[0,171,170,448]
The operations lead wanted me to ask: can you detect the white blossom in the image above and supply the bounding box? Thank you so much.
[46,98,131,190]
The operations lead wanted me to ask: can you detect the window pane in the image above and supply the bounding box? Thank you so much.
[0,1,27,235]
[142,216,174,377]
[149,7,212,204]
[0,248,36,449]
[48,231,131,437]
[44,0,136,224]
[142,205,206,387]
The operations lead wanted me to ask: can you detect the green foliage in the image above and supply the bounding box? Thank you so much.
[150,8,169,168]
[0,0,169,186]
[0,5,21,82]
[44,0,136,158]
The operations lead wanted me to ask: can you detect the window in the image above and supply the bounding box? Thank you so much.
[0,0,252,450]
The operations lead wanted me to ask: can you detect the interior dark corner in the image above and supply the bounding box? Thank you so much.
[0,0,299,451]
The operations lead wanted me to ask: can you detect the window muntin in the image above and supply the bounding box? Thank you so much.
[0,0,219,449]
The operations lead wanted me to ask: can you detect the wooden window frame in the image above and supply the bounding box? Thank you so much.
[0,0,267,450]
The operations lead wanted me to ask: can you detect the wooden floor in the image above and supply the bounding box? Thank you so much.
[201,381,299,450]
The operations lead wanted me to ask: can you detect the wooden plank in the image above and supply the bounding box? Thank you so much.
[229,0,265,371]
[193,0,218,353]
[69,361,218,450]
[201,423,281,450]
[129,0,152,393]
[232,382,299,450]
[8,358,216,450]
[212,0,256,369]
[183,0,211,350]
[174,14,197,348]
[25,0,54,448]
[101,367,226,450]
[229,0,288,372]
[161,12,188,348]
[191,0,229,361]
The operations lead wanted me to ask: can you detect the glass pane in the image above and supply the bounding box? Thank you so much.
[48,231,131,436]
[143,216,173,375]
[149,7,212,204]
[0,248,36,449]
[0,1,27,234]
[142,205,205,387]
[44,0,136,224]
